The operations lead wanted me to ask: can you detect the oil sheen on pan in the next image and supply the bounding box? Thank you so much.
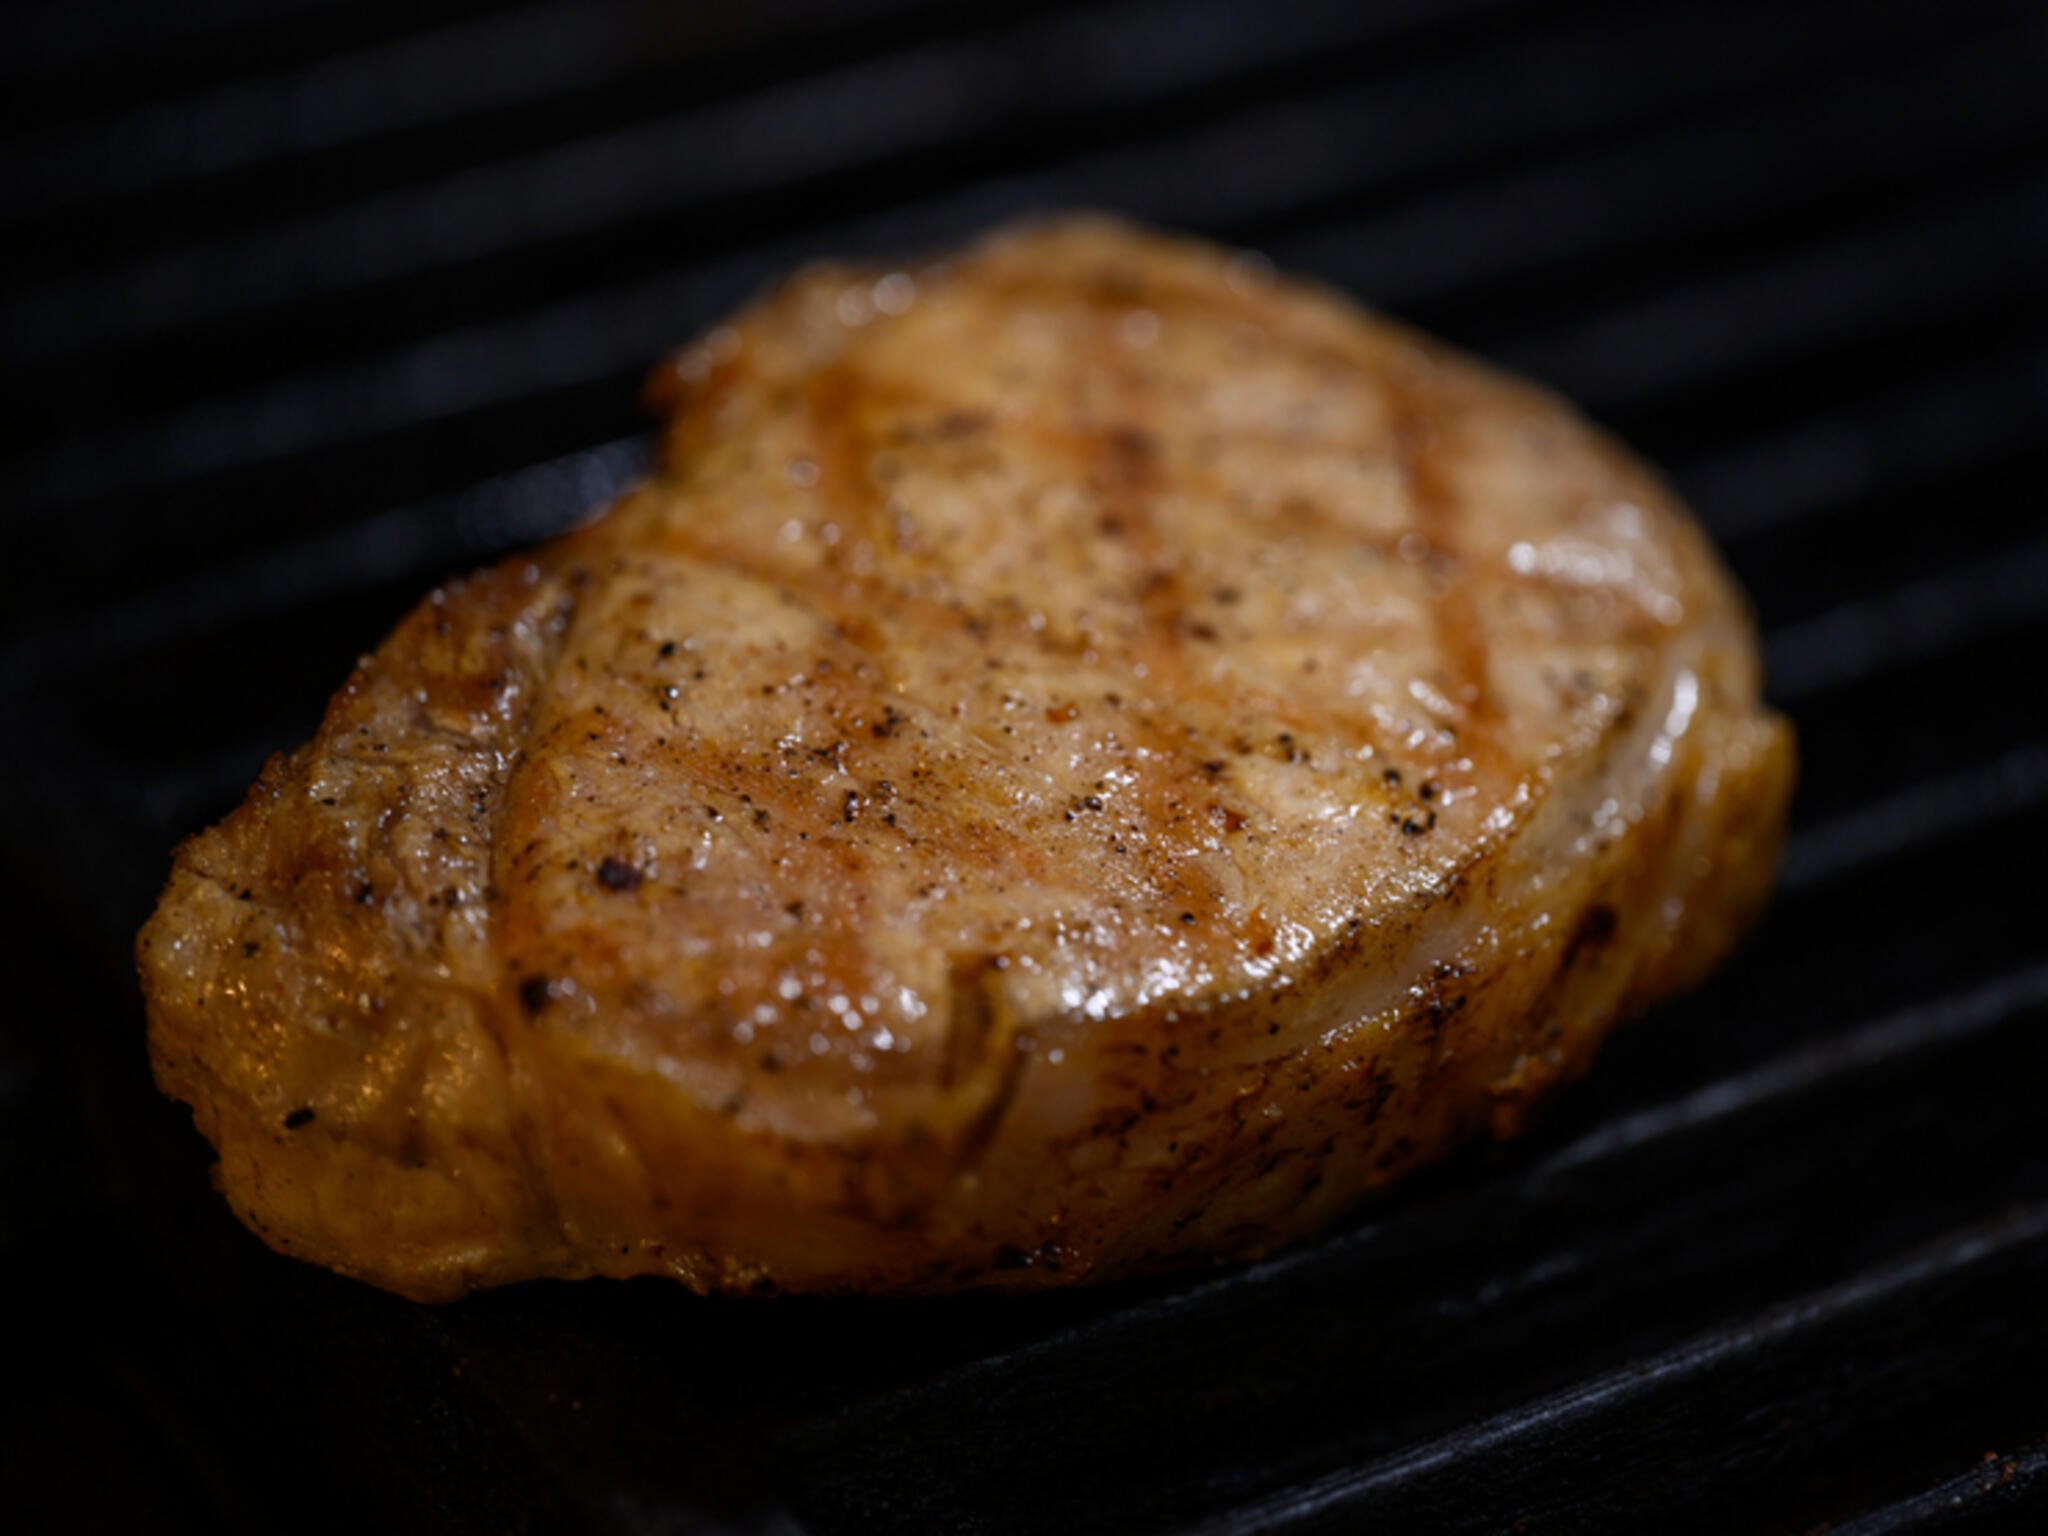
[137,217,1794,1302]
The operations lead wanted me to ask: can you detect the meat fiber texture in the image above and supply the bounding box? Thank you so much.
[138,218,1793,1301]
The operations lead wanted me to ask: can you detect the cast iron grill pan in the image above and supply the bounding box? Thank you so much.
[1,1,2044,1530]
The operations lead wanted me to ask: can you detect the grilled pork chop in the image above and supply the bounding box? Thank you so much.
[138,218,1793,1301]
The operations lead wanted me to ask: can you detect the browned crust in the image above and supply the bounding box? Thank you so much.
[138,216,1793,1300]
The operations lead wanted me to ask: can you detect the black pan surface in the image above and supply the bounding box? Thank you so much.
[3,2,2045,1530]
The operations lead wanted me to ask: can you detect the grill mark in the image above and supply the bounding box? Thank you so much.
[617,233,1702,1010]
[803,354,904,569]
[507,518,1080,1018]
[1090,303,1296,923]
[1054,262,1461,790]
[631,266,1495,943]
[1087,299,1362,710]
[1388,373,1506,782]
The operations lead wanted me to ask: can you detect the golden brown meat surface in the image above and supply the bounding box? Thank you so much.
[138,218,1793,1301]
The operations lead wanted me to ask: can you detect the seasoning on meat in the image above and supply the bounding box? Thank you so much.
[137,218,1793,1301]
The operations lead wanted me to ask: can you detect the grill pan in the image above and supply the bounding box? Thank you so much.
[3,1,2046,1530]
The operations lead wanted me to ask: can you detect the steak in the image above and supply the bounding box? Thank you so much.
[137,218,1793,1300]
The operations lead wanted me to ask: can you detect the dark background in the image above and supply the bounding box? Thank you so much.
[3,1,2047,1531]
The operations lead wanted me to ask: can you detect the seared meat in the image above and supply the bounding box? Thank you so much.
[137,218,1793,1301]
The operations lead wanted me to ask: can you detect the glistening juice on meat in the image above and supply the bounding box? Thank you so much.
[137,219,1793,1301]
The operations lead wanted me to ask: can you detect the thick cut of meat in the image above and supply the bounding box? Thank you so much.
[138,218,1793,1301]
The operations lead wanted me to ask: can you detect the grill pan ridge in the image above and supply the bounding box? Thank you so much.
[3,1,2046,1531]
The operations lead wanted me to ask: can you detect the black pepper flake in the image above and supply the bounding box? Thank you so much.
[354,882,375,904]
[1383,767,1403,785]
[518,976,554,1015]
[242,940,261,957]
[283,1107,316,1130]
[1420,780,1440,801]
[596,856,645,892]
[658,640,678,658]
[1180,912,1197,924]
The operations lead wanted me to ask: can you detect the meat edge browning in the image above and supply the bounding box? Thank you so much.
[138,565,1791,1304]
[139,554,591,1297]
[136,221,1795,1301]
[136,618,1785,1302]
